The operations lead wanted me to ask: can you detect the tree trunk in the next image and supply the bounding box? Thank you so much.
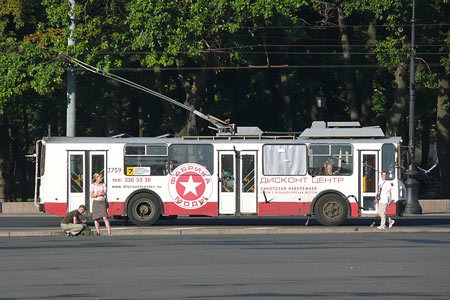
[0,118,8,202]
[138,104,144,137]
[420,121,430,168]
[21,102,31,201]
[308,87,318,122]
[436,78,450,197]
[361,20,377,126]
[203,74,218,135]
[182,80,199,136]
[105,80,121,136]
[280,72,293,131]
[177,78,198,136]
[8,123,18,201]
[154,66,177,134]
[129,95,144,137]
[0,156,5,203]
[386,63,408,136]
[337,4,359,121]
[178,72,207,136]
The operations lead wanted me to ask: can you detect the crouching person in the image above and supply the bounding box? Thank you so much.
[61,205,88,236]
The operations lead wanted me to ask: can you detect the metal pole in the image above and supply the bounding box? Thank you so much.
[66,0,76,137]
[404,0,422,214]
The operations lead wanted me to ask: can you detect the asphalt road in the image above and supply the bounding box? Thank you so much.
[0,233,449,299]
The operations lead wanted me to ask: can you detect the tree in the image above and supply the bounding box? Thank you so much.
[1,0,449,201]
[0,0,65,201]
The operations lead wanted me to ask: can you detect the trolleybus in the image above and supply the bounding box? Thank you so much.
[32,121,406,226]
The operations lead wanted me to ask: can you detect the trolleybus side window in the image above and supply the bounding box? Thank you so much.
[70,155,84,192]
[382,144,395,180]
[221,154,234,192]
[124,144,168,176]
[241,155,255,192]
[263,144,307,176]
[168,144,213,174]
[308,144,353,176]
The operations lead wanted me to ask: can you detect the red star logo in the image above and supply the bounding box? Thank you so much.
[175,172,206,201]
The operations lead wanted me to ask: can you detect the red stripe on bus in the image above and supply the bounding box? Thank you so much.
[163,202,219,217]
[44,203,67,217]
[108,202,124,216]
[258,202,311,216]
[350,202,359,217]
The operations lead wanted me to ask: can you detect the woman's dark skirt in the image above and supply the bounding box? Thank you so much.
[92,200,108,220]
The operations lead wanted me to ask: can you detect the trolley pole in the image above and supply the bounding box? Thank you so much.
[404,0,422,214]
[66,0,76,137]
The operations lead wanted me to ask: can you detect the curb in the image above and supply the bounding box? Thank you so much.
[2,226,450,237]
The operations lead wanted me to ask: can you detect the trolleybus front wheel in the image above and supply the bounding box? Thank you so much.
[127,194,161,226]
[314,194,347,226]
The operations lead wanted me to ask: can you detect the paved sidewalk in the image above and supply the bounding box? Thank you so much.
[1,213,449,238]
[2,222,450,237]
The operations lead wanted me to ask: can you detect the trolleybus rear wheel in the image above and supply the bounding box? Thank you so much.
[127,194,161,226]
[314,194,347,226]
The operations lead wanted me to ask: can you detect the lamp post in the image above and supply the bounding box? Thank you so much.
[66,0,76,137]
[404,0,422,214]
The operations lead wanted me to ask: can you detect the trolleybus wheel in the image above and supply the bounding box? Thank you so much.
[314,194,347,226]
[127,194,161,226]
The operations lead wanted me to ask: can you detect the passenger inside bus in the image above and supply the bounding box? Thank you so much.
[324,159,340,175]
[221,169,234,192]
[164,161,174,175]
[310,159,326,176]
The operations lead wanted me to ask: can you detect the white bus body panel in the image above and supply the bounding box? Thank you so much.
[38,137,403,220]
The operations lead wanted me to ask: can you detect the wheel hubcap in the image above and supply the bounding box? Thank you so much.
[323,201,341,219]
[136,202,152,219]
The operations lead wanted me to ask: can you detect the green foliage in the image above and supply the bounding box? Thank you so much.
[1,0,450,200]
[374,36,408,71]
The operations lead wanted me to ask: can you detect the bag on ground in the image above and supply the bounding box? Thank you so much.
[79,226,94,236]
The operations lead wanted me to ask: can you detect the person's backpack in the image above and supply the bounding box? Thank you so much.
[79,226,94,236]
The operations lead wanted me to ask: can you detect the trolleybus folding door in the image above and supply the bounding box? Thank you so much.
[218,150,258,215]
[68,151,86,212]
[240,151,257,214]
[360,150,379,214]
[68,150,107,212]
[89,151,107,213]
[219,151,236,214]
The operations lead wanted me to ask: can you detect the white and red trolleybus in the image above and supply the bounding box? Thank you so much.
[32,121,406,226]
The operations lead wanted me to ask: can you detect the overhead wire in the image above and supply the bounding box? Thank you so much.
[58,52,232,130]
[1,42,447,72]
[58,52,195,112]
[201,23,450,29]
[81,63,446,71]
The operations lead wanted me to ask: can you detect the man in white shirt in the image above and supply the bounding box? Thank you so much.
[375,171,395,229]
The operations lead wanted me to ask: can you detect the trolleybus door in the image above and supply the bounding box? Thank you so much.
[68,151,107,212]
[68,151,86,212]
[218,151,258,215]
[219,151,236,214]
[240,151,257,214]
[89,151,107,212]
[360,150,379,214]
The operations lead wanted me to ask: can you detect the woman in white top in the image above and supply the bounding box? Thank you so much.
[375,171,395,229]
[90,173,111,235]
